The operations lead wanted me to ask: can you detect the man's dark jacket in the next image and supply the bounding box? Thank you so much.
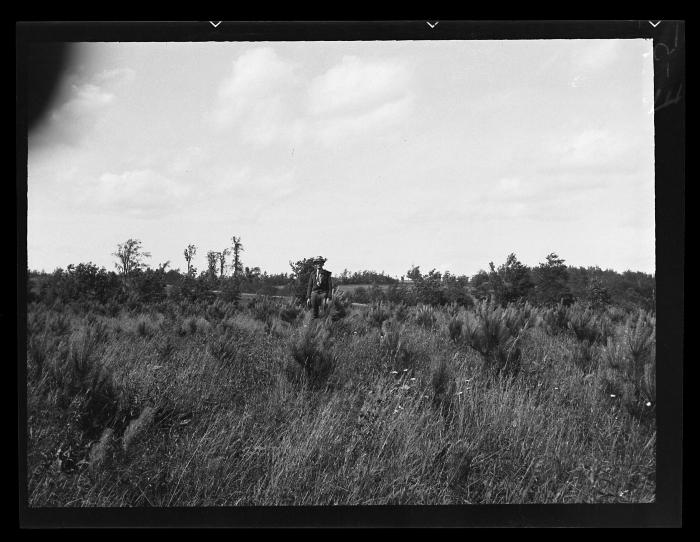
[307,269,333,300]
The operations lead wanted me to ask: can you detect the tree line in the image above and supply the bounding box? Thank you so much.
[27,239,655,312]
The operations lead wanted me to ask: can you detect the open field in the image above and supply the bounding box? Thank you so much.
[25,296,655,506]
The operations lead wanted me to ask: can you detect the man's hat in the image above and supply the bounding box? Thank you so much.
[313,256,326,264]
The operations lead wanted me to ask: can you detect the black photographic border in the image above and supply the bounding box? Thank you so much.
[16,19,684,528]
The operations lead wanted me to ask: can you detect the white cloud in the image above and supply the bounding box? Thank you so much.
[89,169,192,217]
[313,94,414,146]
[52,83,114,120]
[544,128,638,174]
[307,55,411,116]
[212,47,298,129]
[168,145,209,176]
[94,67,136,84]
[34,67,135,147]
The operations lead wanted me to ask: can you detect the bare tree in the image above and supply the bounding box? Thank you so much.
[231,236,244,278]
[218,248,231,278]
[113,239,151,276]
[184,244,197,277]
[206,251,219,279]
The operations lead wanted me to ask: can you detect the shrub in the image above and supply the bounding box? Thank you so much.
[463,300,529,377]
[179,316,211,335]
[279,299,303,325]
[249,296,278,324]
[135,316,155,337]
[414,305,437,330]
[392,302,410,323]
[88,428,115,474]
[600,310,656,422]
[539,301,569,334]
[430,353,456,419]
[289,325,336,387]
[366,302,391,329]
[380,318,403,356]
[206,298,235,321]
[447,315,464,343]
[28,333,49,380]
[565,304,612,345]
[122,406,156,455]
[156,335,177,363]
[326,290,350,322]
[570,339,598,374]
[48,312,72,336]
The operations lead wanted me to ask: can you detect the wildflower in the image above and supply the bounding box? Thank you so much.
[390,370,398,374]
[646,401,652,407]
[393,409,399,414]
[554,387,559,390]
[456,391,463,396]
[610,394,616,398]
[403,368,408,372]
[398,405,404,410]
[410,378,416,381]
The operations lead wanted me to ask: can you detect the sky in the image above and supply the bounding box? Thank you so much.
[27,39,655,278]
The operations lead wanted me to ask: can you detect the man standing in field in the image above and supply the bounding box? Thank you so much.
[307,256,333,320]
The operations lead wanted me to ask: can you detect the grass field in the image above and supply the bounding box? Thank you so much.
[25,296,655,506]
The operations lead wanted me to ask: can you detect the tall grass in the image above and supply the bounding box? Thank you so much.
[25,296,656,506]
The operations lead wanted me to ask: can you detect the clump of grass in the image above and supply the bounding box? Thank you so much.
[135,316,155,337]
[279,300,303,325]
[156,335,177,363]
[249,296,278,324]
[289,325,336,387]
[208,334,238,363]
[89,428,115,473]
[380,318,403,355]
[430,353,456,418]
[570,339,598,374]
[463,300,529,377]
[179,316,211,336]
[447,315,464,343]
[48,312,71,336]
[445,302,461,318]
[325,290,350,322]
[366,302,391,329]
[539,301,569,334]
[566,305,612,345]
[414,305,437,330]
[28,332,49,380]
[122,406,156,455]
[205,298,235,322]
[600,310,655,423]
[392,302,410,323]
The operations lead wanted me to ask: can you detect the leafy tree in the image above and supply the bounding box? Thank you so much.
[231,236,244,277]
[489,253,533,306]
[532,253,573,306]
[218,248,230,277]
[244,266,261,281]
[206,251,219,279]
[184,244,197,277]
[289,257,316,304]
[470,269,492,300]
[442,272,473,307]
[113,239,151,277]
[587,277,611,307]
[406,266,422,282]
